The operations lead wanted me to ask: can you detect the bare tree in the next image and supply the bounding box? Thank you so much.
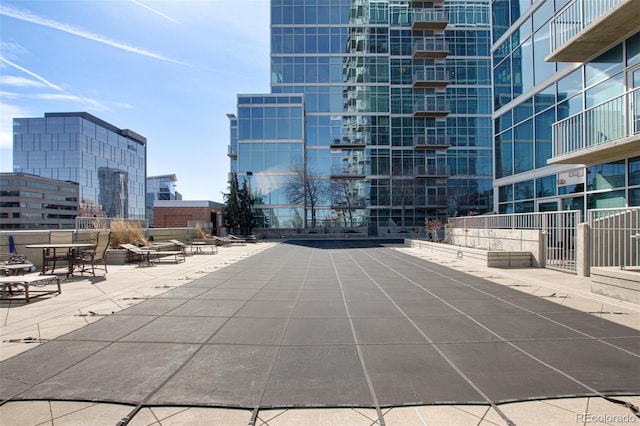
[285,162,329,229]
[330,179,362,227]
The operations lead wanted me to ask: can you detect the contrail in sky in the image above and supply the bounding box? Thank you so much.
[0,56,64,91]
[0,4,187,66]
[130,0,181,24]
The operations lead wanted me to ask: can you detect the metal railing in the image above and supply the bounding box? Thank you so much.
[413,134,450,148]
[76,217,149,231]
[553,88,639,157]
[413,38,449,55]
[449,211,580,273]
[550,0,622,52]
[413,97,449,114]
[411,9,448,25]
[589,207,640,270]
[413,67,450,85]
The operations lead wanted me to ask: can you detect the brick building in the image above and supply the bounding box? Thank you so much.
[153,200,224,236]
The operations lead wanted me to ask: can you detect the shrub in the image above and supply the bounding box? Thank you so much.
[109,219,148,248]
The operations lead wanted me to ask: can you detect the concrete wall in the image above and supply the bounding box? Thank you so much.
[408,239,532,268]
[447,228,544,267]
[591,267,640,304]
[1,228,192,269]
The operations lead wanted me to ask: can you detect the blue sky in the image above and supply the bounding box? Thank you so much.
[0,0,271,202]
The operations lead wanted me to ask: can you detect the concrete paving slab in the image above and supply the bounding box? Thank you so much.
[282,318,354,345]
[121,315,227,343]
[290,300,348,318]
[383,405,491,426]
[209,317,289,345]
[411,315,501,343]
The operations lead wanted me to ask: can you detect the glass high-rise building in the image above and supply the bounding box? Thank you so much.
[492,0,640,215]
[229,0,493,230]
[146,174,181,227]
[12,112,147,219]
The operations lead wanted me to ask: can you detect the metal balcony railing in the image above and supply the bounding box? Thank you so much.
[412,38,449,58]
[411,9,448,30]
[413,135,450,149]
[330,166,367,178]
[412,68,450,87]
[227,146,237,158]
[553,87,639,157]
[550,0,622,52]
[413,97,450,116]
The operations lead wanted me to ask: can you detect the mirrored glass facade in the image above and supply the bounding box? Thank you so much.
[492,0,640,216]
[230,0,493,229]
[13,112,147,219]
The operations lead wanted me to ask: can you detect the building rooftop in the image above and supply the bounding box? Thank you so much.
[1,240,638,425]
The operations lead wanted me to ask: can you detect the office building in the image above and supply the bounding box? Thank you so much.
[12,112,147,220]
[492,0,640,215]
[228,0,493,230]
[147,174,181,227]
[0,172,79,230]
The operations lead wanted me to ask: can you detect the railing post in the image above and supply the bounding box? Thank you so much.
[576,221,590,277]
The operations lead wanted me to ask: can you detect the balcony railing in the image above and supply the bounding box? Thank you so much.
[551,87,640,164]
[227,146,237,158]
[412,67,449,88]
[412,38,449,58]
[413,97,449,117]
[411,9,448,30]
[413,135,450,150]
[330,166,367,178]
[548,0,638,62]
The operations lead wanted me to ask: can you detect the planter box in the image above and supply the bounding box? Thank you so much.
[106,249,129,265]
[591,267,640,303]
[407,239,532,268]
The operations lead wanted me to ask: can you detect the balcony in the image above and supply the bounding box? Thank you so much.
[412,39,449,59]
[412,67,449,88]
[549,88,640,165]
[411,9,448,31]
[414,165,452,178]
[413,97,449,118]
[548,0,640,62]
[331,196,367,210]
[330,138,367,149]
[227,146,237,158]
[330,166,367,179]
[413,135,451,150]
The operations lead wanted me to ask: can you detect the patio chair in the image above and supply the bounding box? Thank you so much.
[76,231,111,276]
[44,230,74,273]
[120,244,186,266]
[1,236,36,276]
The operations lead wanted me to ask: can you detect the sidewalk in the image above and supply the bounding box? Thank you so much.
[0,241,638,426]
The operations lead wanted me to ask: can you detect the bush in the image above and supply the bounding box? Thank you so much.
[109,219,148,248]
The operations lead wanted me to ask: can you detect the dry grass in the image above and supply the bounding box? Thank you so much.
[109,219,148,248]
[195,223,210,239]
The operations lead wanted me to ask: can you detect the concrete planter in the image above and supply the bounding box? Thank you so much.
[407,239,532,268]
[106,249,129,265]
[591,267,640,303]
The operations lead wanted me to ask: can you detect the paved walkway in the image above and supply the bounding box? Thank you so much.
[0,240,638,425]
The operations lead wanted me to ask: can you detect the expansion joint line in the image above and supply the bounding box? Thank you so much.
[249,249,317,426]
[345,248,515,426]
[329,249,386,426]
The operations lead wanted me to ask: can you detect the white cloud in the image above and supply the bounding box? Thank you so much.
[0,4,189,66]
[0,75,46,88]
[0,56,63,91]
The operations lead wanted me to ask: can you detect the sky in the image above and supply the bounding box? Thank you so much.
[0,0,271,202]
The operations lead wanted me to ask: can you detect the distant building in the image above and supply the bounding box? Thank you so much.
[153,200,224,236]
[146,174,182,227]
[228,0,493,230]
[491,0,640,215]
[12,112,147,219]
[0,172,79,230]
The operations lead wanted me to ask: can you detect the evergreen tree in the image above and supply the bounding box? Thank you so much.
[223,172,241,232]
